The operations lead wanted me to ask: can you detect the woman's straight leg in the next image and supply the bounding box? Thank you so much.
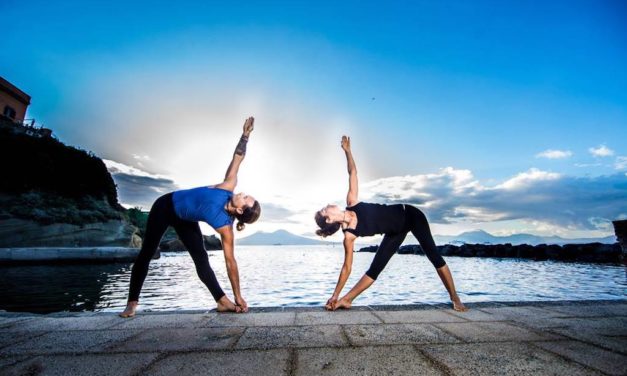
[127,194,173,302]
[173,220,226,302]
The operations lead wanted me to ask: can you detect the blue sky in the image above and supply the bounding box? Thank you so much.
[2,1,626,239]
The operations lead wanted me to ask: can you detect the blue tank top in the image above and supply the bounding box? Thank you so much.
[172,187,234,229]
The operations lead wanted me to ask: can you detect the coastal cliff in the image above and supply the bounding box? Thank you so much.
[0,125,140,247]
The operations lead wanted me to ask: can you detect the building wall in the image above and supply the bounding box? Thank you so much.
[0,76,31,122]
[0,91,28,122]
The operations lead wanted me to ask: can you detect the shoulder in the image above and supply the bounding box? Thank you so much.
[212,183,234,192]
[346,201,362,209]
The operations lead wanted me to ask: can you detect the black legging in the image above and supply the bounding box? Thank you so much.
[365,205,446,280]
[127,193,225,302]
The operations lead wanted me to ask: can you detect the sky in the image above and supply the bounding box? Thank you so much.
[2,0,626,241]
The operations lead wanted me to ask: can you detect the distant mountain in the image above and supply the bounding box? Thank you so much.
[434,230,616,246]
[237,229,329,245]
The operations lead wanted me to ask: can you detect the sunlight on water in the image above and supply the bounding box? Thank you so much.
[0,245,625,313]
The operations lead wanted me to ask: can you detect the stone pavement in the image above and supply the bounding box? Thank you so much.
[0,300,625,375]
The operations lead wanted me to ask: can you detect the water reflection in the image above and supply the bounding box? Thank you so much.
[0,245,625,313]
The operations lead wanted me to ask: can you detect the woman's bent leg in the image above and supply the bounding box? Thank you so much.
[407,206,467,311]
[365,232,408,280]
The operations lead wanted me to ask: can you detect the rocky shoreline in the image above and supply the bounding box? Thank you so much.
[358,242,624,264]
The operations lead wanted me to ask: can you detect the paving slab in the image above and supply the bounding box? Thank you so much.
[422,342,602,375]
[145,349,291,375]
[446,308,509,322]
[0,317,33,329]
[206,312,295,327]
[110,313,211,329]
[343,323,459,346]
[1,353,160,376]
[236,325,347,349]
[374,309,466,324]
[533,340,627,376]
[540,317,627,336]
[2,329,143,355]
[540,303,627,318]
[7,315,121,332]
[0,330,46,350]
[476,306,568,328]
[434,321,559,342]
[295,311,381,325]
[0,355,30,369]
[111,327,243,352]
[548,327,627,354]
[296,345,445,376]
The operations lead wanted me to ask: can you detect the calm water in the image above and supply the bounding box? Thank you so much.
[1,245,625,313]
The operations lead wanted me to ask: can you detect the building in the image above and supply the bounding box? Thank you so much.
[0,76,52,138]
[0,76,31,122]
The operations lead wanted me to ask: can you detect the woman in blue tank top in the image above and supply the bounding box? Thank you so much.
[314,136,467,312]
[120,117,261,317]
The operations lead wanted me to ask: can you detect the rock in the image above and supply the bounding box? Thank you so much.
[357,245,378,253]
[612,219,627,260]
[159,235,222,252]
[357,241,622,263]
[0,218,141,247]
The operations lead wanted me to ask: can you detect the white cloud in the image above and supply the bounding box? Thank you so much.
[615,156,627,171]
[104,159,178,209]
[589,144,614,157]
[361,167,627,232]
[132,154,151,161]
[535,149,572,159]
[495,168,561,190]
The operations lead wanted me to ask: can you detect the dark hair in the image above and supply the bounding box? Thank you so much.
[315,211,341,237]
[235,200,261,231]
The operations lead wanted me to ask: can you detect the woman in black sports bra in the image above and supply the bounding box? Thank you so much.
[315,136,467,312]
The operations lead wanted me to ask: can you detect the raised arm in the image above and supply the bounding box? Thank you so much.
[215,117,254,192]
[342,135,359,206]
[326,233,356,310]
[216,225,248,312]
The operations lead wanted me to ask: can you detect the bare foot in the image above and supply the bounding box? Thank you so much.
[119,301,138,318]
[451,297,468,312]
[332,297,352,311]
[216,296,242,313]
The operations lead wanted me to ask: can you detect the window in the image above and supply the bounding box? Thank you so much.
[3,105,16,119]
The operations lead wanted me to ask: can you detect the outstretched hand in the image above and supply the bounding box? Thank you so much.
[235,296,249,313]
[341,135,351,152]
[243,117,255,136]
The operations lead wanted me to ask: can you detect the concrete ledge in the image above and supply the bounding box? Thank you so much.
[0,300,625,375]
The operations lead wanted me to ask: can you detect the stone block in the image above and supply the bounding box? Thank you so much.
[343,323,458,346]
[111,327,243,352]
[534,340,627,376]
[296,345,445,375]
[422,342,601,375]
[1,353,159,376]
[205,312,295,327]
[236,325,347,349]
[295,311,381,325]
[145,349,291,375]
[435,321,558,342]
[375,309,465,324]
